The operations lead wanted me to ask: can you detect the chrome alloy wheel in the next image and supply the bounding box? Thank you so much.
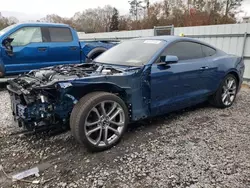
[84,101,126,147]
[221,77,237,106]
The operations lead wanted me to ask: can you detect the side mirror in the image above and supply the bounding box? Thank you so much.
[164,55,178,64]
[2,37,14,57]
[158,55,178,66]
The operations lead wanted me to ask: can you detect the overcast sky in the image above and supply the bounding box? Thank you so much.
[0,0,250,21]
[0,0,159,19]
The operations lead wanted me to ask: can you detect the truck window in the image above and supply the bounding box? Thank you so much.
[9,27,42,46]
[48,27,73,42]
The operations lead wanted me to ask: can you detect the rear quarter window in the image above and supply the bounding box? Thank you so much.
[48,27,73,42]
[202,45,216,57]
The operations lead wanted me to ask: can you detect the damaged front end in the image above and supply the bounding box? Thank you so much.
[7,63,143,132]
[7,63,102,132]
[7,80,77,132]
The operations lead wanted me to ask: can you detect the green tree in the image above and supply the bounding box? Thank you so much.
[110,8,119,31]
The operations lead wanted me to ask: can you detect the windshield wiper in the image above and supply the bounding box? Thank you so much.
[125,67,142,71]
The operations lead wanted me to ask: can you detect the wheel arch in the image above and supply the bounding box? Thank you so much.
[87,47,107,60]
[220,69,240,85]
[223,69,241,90]
[213,69,241,95]
[209,70,240,108]
[227,71,240,85]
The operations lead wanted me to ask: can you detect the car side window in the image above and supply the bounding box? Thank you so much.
[162,41,203,61]
[202,45,216,57]
[9,27,42,46]
[48,27,73,42]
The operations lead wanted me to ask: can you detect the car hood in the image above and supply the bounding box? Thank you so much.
[7,63,141,94]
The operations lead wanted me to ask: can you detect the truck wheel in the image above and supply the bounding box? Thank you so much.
[210,74,238,108]
[70,92,128,152]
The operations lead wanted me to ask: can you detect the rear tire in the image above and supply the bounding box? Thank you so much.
[70,92,128,152]
[210,74,238,108]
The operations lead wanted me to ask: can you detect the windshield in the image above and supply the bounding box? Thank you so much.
[95,39,166,66]
[0,24,17,36]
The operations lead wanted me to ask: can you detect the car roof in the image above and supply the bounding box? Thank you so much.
[135,35,216,49]
[15,22,69,28]
[137,35,199,42]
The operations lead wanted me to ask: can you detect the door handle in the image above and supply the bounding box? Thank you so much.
[200,66,209,70]
[38,47,47,52]
[70,46,78,51]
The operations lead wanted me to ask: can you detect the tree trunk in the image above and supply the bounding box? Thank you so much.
[225,0,229,17]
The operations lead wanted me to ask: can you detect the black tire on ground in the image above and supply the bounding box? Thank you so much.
[210,74,238,108]
[70,92,128,152]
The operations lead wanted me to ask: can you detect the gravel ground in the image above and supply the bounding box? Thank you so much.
[0,88,250,188]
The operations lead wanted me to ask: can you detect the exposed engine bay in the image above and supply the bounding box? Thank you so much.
[7,63,128,132]
[8,63,123,94]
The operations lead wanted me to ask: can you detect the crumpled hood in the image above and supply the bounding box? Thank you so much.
[7,63,141,94]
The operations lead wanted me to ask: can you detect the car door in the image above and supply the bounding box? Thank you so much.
[150,41,211,116]
[201,44,218,92]
[45,27,80,66]
[2,26,49,75]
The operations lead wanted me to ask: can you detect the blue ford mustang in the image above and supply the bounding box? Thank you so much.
[7,36,245,151]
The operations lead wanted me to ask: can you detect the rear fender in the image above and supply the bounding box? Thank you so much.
[212,68,241,95]
[213,55,243,91]
[224,56,244,88]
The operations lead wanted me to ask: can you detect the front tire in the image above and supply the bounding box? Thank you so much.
[70,92,128,152]
[210,74,238,108]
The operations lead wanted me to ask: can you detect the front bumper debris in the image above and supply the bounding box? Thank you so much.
[7,84,75,132]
